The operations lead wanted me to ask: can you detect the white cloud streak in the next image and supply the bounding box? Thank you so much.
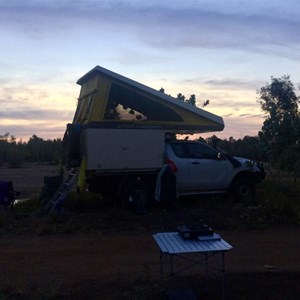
[0,109,73,120]
[1,0,299,56]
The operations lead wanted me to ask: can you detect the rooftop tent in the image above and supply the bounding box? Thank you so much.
[72,66,224,133]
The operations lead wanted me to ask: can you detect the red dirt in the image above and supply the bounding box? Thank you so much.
[1,164,300,299]
[0,228,300,299]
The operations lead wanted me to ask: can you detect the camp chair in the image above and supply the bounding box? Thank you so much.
[0,181,19,208]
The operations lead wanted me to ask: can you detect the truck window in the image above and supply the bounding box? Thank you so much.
[170,143,187,158]
[171,143,218,159]
[186,143,218,159]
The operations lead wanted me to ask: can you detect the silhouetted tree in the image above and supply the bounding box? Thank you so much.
[0,133,10,162]
[177,93,186,102]
[186,94,196,106]
[258,75,300,170]
[202,99,210,107]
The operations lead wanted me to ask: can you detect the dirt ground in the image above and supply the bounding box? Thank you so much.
[1,163,300,299]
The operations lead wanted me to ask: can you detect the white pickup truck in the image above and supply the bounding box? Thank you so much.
[166,139,265,199]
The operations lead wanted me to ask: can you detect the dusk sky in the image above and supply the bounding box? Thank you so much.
[1,0,300,141]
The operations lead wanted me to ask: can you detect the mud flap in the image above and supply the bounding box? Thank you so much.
[155,165,177,203]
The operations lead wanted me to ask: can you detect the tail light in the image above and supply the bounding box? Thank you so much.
[166,157,178,173]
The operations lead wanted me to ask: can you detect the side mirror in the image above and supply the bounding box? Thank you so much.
[217,152,225,160]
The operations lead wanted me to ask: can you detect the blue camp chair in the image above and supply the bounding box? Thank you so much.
[0,181,19,207]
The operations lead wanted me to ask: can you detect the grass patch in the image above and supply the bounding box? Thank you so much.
[64,191,107,212]
[256,178,300,226]
[0,175,299,236]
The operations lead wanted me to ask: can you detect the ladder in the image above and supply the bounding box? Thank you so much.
[44,168,79,213]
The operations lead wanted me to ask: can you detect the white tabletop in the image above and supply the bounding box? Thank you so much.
[153,232,233,254]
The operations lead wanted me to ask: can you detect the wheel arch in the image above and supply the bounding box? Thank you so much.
[230,171,260,190]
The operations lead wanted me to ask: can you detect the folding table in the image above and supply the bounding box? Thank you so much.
[153,232,233,299]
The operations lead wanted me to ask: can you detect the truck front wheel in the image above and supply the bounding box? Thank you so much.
[122,180,150,214]
[232,176,256,203]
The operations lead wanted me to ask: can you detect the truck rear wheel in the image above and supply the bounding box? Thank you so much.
[122,180,150,214]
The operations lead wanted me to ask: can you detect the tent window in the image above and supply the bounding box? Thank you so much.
[104,83,183,122]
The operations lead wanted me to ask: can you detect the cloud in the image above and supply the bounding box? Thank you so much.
[0,109,73,121]
[213,99,260,109]
[1,0,299,57]
[0,124,66,140]
[223,113,233,117]
[0,107,72,140]
[239,113,265,118]
[203,79,262,91]
[219,113,265,138]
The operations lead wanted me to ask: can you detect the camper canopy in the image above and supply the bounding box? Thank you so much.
[72,66,224,133]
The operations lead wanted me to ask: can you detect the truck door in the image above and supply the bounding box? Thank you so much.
[185,143,232,191]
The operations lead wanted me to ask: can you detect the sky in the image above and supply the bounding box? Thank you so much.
[1,0,300,141]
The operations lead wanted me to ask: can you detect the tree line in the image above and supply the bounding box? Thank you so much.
[0,134,63,167]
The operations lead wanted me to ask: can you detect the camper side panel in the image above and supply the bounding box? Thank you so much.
[84,128,166,172]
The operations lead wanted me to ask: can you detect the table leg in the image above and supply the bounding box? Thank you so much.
[170,254,174,276]
[160,250,163,283]
[222,251,226,300]
[159,250,163,294]
[204,252,209,293]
